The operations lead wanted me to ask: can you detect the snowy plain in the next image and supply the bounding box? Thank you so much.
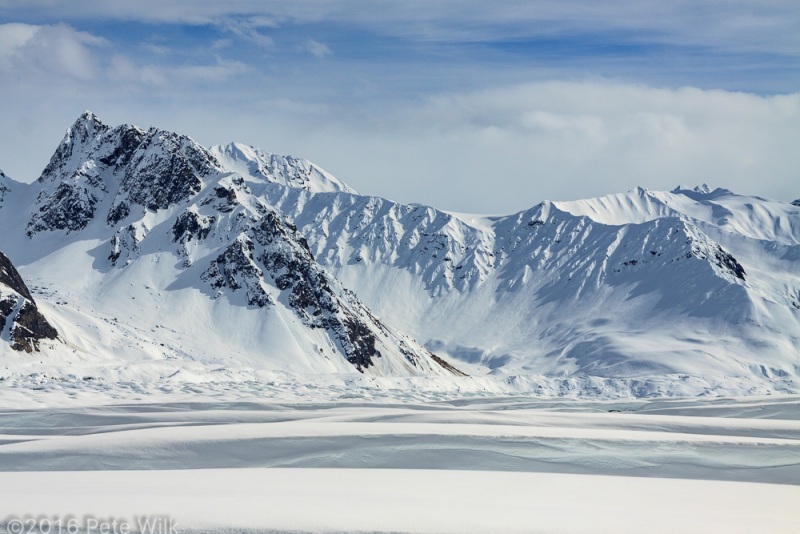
[0,393,798,533]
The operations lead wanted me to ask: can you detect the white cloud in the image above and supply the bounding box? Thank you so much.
[224,81,799,212]
[211,39,232,50]
[141,42,169,55]
[2,78,797,212]
[108,54,167,85]
[0,22,105,79]
[106,54,251,89]
[301,39,332,59]
[0,23,38,69]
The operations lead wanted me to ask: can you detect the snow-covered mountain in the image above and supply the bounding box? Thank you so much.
[0,112,461,380]
[0,112,797,396]
[265,182,799,391]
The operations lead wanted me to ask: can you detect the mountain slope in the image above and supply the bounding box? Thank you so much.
[248,171,798,394]
[0,112,797,397]
[257,183,796,380]
[0,112,460,378]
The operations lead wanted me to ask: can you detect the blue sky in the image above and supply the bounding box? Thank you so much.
[0,1,798,212]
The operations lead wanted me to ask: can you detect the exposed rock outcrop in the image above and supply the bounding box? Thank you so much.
[0,252,58,352]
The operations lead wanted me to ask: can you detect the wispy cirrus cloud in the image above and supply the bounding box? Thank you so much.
[4,1,797,55]
[2,2,797,92]
[300,39,331,59]
[218,16,276,48]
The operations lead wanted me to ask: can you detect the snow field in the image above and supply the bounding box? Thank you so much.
[1,396,798,533]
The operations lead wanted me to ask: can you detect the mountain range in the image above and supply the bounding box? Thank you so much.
[0,112,797,397]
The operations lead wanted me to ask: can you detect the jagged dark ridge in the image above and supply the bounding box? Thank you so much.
[0,251,59,352]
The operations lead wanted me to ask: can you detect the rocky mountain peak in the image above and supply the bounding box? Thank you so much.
[27,112,222,236]
[38,111,108,183]
[73,110,106,135]
[104,126,220,224]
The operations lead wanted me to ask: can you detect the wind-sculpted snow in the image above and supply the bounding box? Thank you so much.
[492,206,748,297]
[1,398,798,533]
[0,111,797,396]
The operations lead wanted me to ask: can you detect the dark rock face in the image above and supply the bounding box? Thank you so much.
[172,210,215,244]
[712,245,746,281]
[108,224,143,266]
[212,186,238,213]
[112,129,215,214]
[203,238,273,308]
[0,253,35,303]
[252,212,385,370]
[0,173,9,207]
[27,182,98,235]
[202,210,390,372]
[29,112,221,235]
[792,199,800,207]
[98,126,147,170]
[8,301,59,352]
[430,354,468,377]
[0,252,58,352]
[106,201,131,226]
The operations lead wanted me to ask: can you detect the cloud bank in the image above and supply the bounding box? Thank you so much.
[0,7,796,213]
[254,82,799,211]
